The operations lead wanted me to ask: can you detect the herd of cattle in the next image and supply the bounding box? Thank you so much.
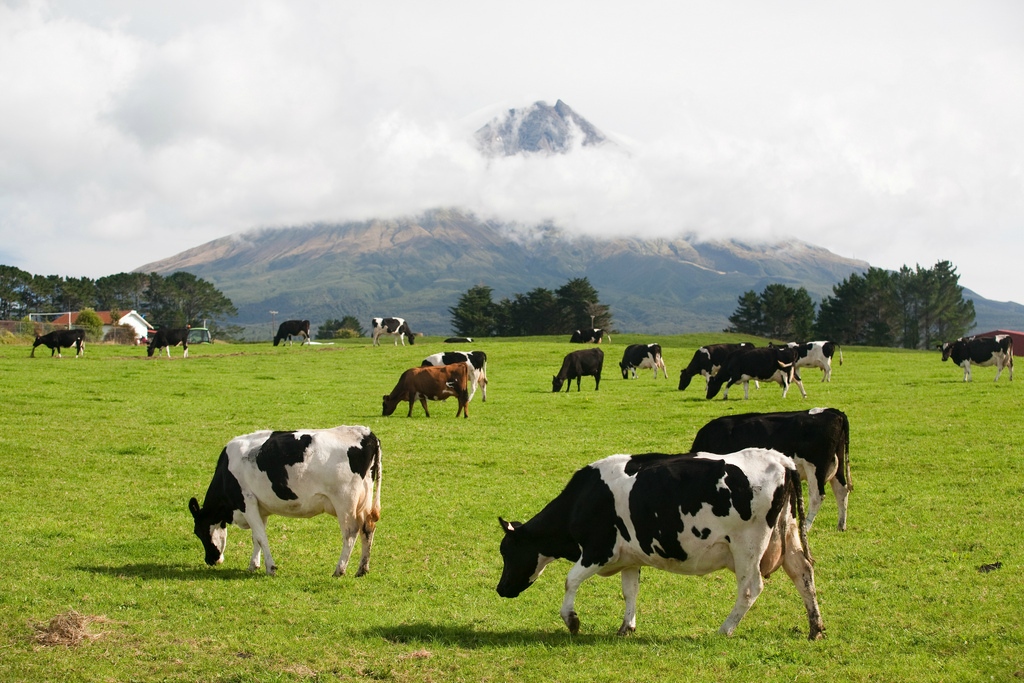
[28,317,1013,638]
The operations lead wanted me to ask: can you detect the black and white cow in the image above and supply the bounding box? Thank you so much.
[371,317,415,346]
[940,335,1014,382]
[497,448,825,639]
[773,341,843,382]
[691,408,852,531]
[553,348,604,392]
[31,329,85,358]
[570,328,608,344]
[188,425,382,577]
[147,328,190,358]
[421,350,488,402]
[619,343,668,379]
[706,346,806,400]
[678,342,755,391]
[273,320,310,346]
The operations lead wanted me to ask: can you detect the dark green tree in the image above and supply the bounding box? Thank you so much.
[317,316,365,339]
[449,285,498,337]
[75,308,104,341]
[727,284,814,339]
[96,272,150,312]
[0,265,32,320]
[145,271,236,327]
[555,277,612,332]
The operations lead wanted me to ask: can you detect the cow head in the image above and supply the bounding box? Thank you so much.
[382,394,400,416]
[679,368,694,391]
[188,497,227,566]
[705,373,726,399]
[551,376,565,392]
[940,341,954,361]
[496,517,554,598]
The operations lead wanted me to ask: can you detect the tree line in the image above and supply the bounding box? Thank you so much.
[727,260,975,348]
[0,265,237,332]
[449,277,613,337]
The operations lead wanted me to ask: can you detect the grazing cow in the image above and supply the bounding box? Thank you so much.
[147,328,190,358]
[553,348,604,392]
[31,329,85,358]
[188,425,382,577]
[691,408,852,531]
[678,342,755,391]
[497,448,825,640]
[619,343,668,379]
[371,317,415,346]
[706,346,806,400]
[940,335,1014,382]
[421,350,488,402]
[273,320,310,346]
[570,328,608,344]
[382,363,470,417]
[773,341,843,382]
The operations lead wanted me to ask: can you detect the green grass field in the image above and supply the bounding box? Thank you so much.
[0,335,1021,682]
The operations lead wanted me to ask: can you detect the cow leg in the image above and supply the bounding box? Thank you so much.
[822,361,831,382]
[803,474,826,532]
[355,517,377,577]
[183,345,189,358]
[793,373,807,398]
[962,362,971,382]
[332,514,361,577]
[420,396,430,417]
[781,528,826,640]
[560,561,603,634]
[243,507,276,575]
[830,477,851,531]
[742,380,750,400]
[618,567,640,636]
[165,346,171,358]
[720,561,764,636]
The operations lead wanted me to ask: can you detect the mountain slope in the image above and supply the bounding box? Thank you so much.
[138,209,872,335]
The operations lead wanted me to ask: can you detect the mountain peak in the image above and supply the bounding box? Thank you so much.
[475,100,608,157]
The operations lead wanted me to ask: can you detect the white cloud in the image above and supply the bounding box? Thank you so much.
[1,0,1023,305]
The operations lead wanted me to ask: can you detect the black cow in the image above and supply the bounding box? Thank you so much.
[940,335,1014,382]
[619,343,668,379]
[570,328,607,344]
[691,408,852,531]
[273,320,310,346]
[553,348,604,392]
[372,317,415,346]
[497,448,825,639]
[678,342,755,391]
[705,346,806,400]
[148,328,190,358]
[31,329,85,358]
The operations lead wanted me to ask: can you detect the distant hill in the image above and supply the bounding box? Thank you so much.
[138,209,877,335]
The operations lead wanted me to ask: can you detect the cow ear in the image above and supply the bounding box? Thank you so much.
[188,497,201,517]
[498,517,520,533]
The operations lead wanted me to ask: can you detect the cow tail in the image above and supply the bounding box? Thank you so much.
[368,436,383,525]
[840,410,853,492]
[837,342,843,366]
[788,465,813,565]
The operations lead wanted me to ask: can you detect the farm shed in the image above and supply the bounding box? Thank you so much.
[972,329,1024,356]
[50,310,155,344]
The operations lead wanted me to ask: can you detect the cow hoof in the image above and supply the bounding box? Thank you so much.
[616,624,635,637]
[266,566,277,576]
[565,612,580,635]
[808,626,826,641]
[355,566,369,577]
[333,568,346,577]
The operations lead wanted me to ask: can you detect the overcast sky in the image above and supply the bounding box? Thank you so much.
[2,0,1023,304]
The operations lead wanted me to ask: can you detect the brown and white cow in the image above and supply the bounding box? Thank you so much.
[421,350,488,402]
[382,363,470,417]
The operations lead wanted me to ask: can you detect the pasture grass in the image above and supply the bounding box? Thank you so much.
[0,335,1021,682]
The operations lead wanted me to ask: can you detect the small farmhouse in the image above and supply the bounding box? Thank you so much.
[49,310,155,344]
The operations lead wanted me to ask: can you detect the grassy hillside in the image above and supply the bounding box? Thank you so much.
[1,337,1021,681]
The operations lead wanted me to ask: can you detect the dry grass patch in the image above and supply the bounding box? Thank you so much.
[30,610,112,648]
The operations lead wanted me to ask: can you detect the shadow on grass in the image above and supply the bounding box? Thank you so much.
[76,562,254,581]
[366,622,679,649]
